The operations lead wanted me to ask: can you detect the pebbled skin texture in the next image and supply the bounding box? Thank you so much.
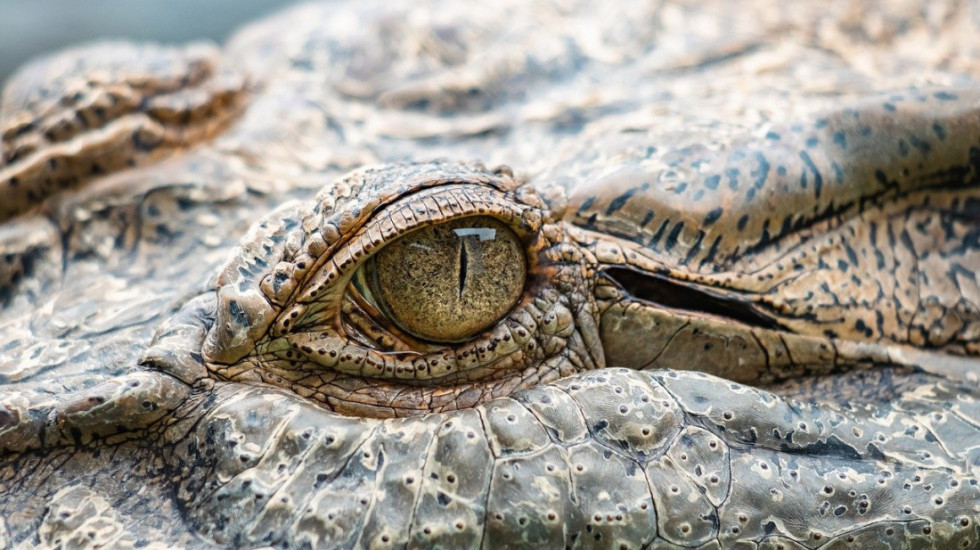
[0,1,978,548]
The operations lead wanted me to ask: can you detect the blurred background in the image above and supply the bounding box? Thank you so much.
[0,0,299,86]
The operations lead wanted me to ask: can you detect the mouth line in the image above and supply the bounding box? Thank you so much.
[601,266,785,331]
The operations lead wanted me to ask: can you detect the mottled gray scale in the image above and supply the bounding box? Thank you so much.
[177,386,375,546]
[664,427,731,508]
[653,371,979,547]
[343,416,445,548]
[481,398,551,456]
[562,370,682,460]
[484,446,572,547]
[407,410,492,549]
[515,384,590,443]
[646,455,720,545]
[566,444,657,548]
[657,371,959,471]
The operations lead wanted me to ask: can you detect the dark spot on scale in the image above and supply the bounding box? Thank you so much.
[648,219,670,248]
[228,300,250,327]
[664,222,684,252]
[639,210,655,227]
[855,319,873,338]
[899,229,915,254]
[934,91,957,101]
[805,136,819,148]
[832,131,847,149]
[780,215,793,237]
[799,150,822,198]
[932,123,947,140]
[682,231,705,264]
[756,219,771,248]
[273,271,289,293]
[831,161,844,182]
[725,168,739,190]
[908,135,931,154]
[874,169,897,191]
[704,174,720,189]
[789,436,861,460]
[577,196,595,213]
[703,207,723,226]
[897,139,910,157]
[837,259,849,272]
[606,183,650,215]
[314,473,328,489]
[751,152,769,191]
[737,214,749,231]
[883,102,897,112]
[132,129,162,152]
[699,236,721,268]
[765,131,781,140]
[777,165,787,176]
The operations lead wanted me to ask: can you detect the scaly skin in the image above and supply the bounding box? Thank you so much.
[0,1,978,548]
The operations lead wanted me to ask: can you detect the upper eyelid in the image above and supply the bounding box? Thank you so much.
[290,185,534,307]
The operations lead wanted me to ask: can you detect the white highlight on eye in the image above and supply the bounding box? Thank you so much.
[453,227,496,241]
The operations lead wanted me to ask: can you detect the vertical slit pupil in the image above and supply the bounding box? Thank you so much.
[458,238,468,298]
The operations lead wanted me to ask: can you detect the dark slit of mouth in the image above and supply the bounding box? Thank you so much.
[603,267,783,330]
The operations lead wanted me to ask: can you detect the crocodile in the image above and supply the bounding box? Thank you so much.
[0,1,978,548]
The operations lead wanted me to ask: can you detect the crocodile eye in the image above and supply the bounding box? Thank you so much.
[355,216,526,343]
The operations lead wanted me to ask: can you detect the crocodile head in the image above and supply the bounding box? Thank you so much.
[1,1,978,548]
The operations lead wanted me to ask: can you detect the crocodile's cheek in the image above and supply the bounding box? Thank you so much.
[590,243,969,384]
[592,265,837,383]
[598,299,830,383]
